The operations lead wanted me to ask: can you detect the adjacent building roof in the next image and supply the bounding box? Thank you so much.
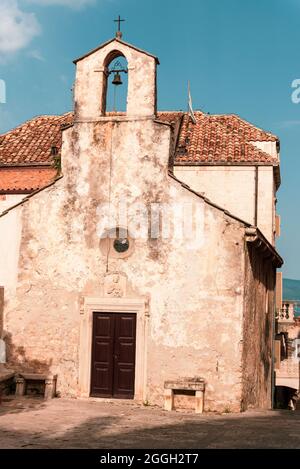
[158,112,278,164]
[0,113,73,166]
[0,167,57,194]
[0,110,279,192]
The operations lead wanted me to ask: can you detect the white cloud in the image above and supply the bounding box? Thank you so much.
[0,108,17,134]
[25,0,97,9]
[289,0,300,6]
[60,74,68,83]
[0,1,41,58]
[27,49,45,61]
[278,120,300,129]
[0,0,101,60]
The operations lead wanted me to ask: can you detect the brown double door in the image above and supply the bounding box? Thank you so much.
[90,312,136,399]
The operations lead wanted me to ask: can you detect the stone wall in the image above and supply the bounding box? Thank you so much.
[0,195,24,298]
[1,115,247,411]
[241,243,276,410]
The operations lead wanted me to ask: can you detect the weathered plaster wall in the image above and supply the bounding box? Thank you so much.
[257,167,275,245]
[2,116,247,411]
[251,141,278,159]
[144,199,246,412]
[174,166,275,244]
[0,195,23,296]
[241,244,275,410]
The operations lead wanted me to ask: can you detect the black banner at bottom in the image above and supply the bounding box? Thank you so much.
[0,449,296,466]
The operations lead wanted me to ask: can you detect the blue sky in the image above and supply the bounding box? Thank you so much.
[0,0,299,278]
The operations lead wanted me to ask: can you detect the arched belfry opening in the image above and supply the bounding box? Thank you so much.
[73,35,158,119]
[102,50,128,115]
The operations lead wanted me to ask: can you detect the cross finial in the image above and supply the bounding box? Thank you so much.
[114,15,125,39]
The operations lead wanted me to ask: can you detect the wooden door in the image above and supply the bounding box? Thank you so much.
[90,312,136,399]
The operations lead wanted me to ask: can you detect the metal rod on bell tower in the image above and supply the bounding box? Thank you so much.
[113,85,117,112]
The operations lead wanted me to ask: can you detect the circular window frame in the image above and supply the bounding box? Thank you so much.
[100,227,134,259]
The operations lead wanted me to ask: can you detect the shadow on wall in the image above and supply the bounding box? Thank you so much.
[248,244,274,385]
[275,386,299,410]
[4,332,52,374]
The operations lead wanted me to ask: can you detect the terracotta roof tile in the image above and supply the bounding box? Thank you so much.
[0,113,73,165]
[0,168,57,193]
[0,110,279,170]
[175,112,278,164]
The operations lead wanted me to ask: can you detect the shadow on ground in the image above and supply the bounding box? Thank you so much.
[0,396,47,417]
[0,399,300,449]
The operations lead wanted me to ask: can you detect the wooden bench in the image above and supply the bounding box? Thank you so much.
[15,373,57,400]
[164,378,205,414]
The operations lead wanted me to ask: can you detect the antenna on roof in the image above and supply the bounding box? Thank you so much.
[188,81,197,124]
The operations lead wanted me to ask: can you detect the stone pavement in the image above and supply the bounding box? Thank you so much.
[0,397,300,449]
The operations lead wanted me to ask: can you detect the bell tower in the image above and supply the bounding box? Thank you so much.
[73,29,159,120]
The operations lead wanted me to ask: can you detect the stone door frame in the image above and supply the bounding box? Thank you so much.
[79,297,148,401]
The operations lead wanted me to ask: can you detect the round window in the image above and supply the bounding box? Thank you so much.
[100,228,133,259]
[113,237,130,253]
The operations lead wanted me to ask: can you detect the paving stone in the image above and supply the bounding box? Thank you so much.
[0,397,300,448]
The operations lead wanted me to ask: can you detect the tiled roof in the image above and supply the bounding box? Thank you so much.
[0,167,57,193]
[0,113,73,165]
[0,109,279,176]
[173,112,278,164]
[210,114,277,142]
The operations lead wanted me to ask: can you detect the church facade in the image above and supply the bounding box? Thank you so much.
[0,35,282,411]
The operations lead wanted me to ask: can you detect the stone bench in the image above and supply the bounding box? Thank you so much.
[15,373,57,400]
[0,370,15,404]
[164,378,205,414]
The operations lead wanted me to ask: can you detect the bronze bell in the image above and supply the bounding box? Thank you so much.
[112,72,123,86]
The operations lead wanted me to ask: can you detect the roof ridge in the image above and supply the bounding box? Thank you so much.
[232,114,277,138]
[158,111,186,114]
